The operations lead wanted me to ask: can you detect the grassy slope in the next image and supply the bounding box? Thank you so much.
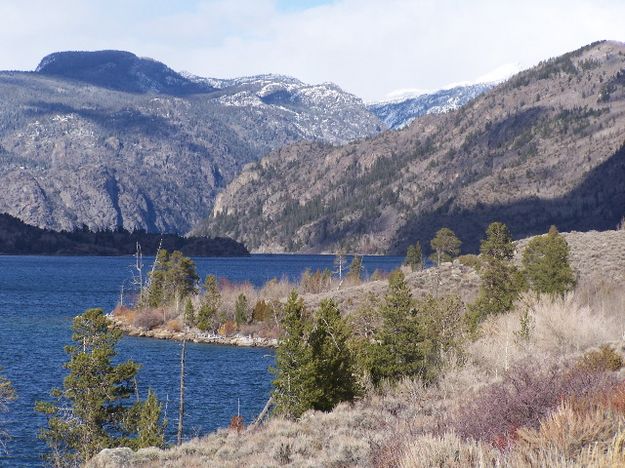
[88,228,625,467]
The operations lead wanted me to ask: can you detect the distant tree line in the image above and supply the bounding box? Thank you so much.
[0,213,249,256]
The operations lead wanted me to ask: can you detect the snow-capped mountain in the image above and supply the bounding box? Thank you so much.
[368,83,494,130]
[184,73,383,144]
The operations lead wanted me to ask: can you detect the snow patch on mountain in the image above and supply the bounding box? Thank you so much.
[368,83,494,130]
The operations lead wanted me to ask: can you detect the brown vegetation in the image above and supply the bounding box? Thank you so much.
[92,272,625,467]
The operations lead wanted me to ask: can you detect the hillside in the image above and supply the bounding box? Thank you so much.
[197,40,625,254]
[0,51,383,233]
[0,213,248,256]
[87,227,625,467]
[368,83,493,129]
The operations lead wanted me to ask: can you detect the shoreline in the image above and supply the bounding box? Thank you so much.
[110,316,278,348]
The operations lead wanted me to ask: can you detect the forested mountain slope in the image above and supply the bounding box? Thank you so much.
[197,40,625,254]
[0,50,382,233]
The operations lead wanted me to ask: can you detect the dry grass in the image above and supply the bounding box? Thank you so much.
[92,257,625,467]
[466,290,625,378]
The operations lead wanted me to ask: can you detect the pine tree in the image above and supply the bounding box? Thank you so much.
[430,228,461,266]
[522,225,576,296]
[272,291,317,419]
[467,222,525,327]
[166,251,199,306]
[369,270,428,384]
[144,250,199,308]
[235,293,248,327]
[135,389,167,449]
[183,298,195,327]
[196,275,221,332]
[347,255,363,283]
[308,300,358,411]
[480,222,515,260]
[404,242,423,271]
[35,308,159,466]
[146,249,170,307]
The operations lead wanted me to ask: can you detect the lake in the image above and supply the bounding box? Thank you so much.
[0,254,403,467]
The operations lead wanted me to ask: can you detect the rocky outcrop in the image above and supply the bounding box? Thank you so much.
[111,316,277,348]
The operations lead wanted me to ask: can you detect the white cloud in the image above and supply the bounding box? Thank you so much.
[0,0,623,100]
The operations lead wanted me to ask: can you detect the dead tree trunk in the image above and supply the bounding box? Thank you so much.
[177,339,187,445]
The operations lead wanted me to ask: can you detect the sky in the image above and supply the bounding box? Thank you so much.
[1,0,624,101]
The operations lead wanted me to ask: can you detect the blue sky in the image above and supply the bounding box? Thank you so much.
[0,0,624,101]
[276,0,334,12]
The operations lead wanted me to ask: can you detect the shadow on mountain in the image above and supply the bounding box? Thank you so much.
[392,141,625,254]
[35,50,215,96]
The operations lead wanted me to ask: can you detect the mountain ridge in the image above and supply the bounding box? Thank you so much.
[368,83,494,129]
[195,40,625,254]
[0,50,383,233]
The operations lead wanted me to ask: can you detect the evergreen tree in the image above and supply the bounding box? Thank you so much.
[35,308,165,466]
[135,389,167,449]
[430,228,462,266]
[416,294,464,381]
[272,291,317,419]
[480,222,515,260]
[368,270,429,384]
[308,300,358,411]
[235,293,248,327]
[165,251,199,305]
[467,222,525,327]
[146,249,170,307]
[144,250,199,308]
[346,255,363,283]
[196,275,221,332]
[404,242,423,271]
[522,225,576,296]
[183,298,195,327]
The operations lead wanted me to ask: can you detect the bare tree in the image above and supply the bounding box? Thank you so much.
[177,339,187,446]
[133,242,144,294]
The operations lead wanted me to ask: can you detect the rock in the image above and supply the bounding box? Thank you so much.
[86,447,136,468]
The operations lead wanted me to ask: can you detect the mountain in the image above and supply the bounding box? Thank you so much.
[35,50,214,95]
[368,83,494,129]
[195,40,625,254]
[0,51,383,233]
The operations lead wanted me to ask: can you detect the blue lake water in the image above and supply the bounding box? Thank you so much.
[0,254,402,467]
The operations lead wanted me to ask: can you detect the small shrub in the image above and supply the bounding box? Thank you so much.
[165,319,182,333]
[457,254,482,271]
[453,362,616,447]
[274,442,292,465]
[112,305,136,324]
[577,345,623,372]
[218,320,238,336]
[513,402,625,466]
[133,309,163,330]
[252,300,273,322]
[228,415,245,433]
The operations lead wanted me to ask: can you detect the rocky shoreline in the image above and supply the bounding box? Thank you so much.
[110,316,278,348]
